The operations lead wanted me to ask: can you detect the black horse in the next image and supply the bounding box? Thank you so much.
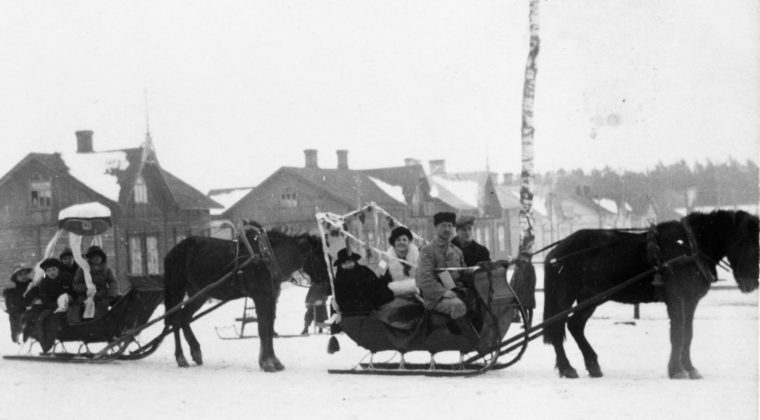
[163,224,328,371]
[543,210,758,379]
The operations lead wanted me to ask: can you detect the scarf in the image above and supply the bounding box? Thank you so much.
[385,243,419,282]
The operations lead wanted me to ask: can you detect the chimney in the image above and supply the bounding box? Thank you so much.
[336,149,349,170]
[502,172,514,185]
[404,158,421,167]
[429,159,446,175]
[75,130,94,153]
[304,149,318,168]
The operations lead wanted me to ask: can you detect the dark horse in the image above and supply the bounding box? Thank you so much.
[163,223,328,371]
[543,210,758,379]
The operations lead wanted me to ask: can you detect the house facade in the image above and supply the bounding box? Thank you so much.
[0,130,220,289]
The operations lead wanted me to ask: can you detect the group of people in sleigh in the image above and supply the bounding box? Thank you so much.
[3,245,119,351]
[329,211,491,338]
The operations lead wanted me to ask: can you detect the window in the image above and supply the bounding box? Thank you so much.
[146,236,160,274]
[484,228,491,250]
[498,226,506,252]
[134,176,148,203]
[129,237,144,275]
[280,186,297,208]
[30,181,52,208]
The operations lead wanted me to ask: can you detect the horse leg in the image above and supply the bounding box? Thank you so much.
[681,299,702,379]
[566,297,602,378]
[179,298,207,366]
[172,320,189,368]
[665,297,689,379]
[252,293,284,372]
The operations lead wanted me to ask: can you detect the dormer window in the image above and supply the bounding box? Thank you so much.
[134,175,148,203]
[30,181,52,208]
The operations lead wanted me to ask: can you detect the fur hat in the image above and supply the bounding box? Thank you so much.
[388,226,413,246]
[40,258,65,271]
[59,247,74,259]
[456,215,475,229]
[333,248,361,266]
[433,212,457,226]
[84,245,107,263]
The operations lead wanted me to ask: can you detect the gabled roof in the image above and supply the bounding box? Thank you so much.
[428,175,479,211]
[492,185,522,210]
[0,147,219,211]
[360,164,427,203]
[277,167,407,207]
[161,169,222,210]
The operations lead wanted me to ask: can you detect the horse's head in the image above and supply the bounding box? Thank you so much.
[245,223,330,285]
[725,211,759,293]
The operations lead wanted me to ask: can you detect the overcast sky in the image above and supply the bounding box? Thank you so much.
[1,0,758,193]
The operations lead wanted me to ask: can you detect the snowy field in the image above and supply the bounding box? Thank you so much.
[1,277,757,420]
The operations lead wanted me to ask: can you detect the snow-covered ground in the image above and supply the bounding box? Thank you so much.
[1,280,757,420]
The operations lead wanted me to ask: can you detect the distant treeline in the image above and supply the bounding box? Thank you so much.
[536,159,759,215]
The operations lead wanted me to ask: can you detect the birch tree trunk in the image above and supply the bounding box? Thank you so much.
[518,0,540,259]
[510,0,541,322]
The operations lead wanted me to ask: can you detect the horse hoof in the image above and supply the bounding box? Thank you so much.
[688,370,703,380]
[559,367,579,379]
[191,350,203,366]
[273,358,285,371]
[176,356,190,368]
[588,368,604,378]
[259,359,278,372]
[669,370,689,379]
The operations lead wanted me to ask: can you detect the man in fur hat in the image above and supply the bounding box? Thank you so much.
[415,212,467,318]
[451,215,491,267]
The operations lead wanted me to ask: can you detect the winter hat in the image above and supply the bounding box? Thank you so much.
[10,266,33,283]
[455,215,475,229]
[84,245,107,263]
[388,226,413,246]
[40,258,65,271]
[433,212,456,226]
[59,248,74,259]
[333,248,361,266]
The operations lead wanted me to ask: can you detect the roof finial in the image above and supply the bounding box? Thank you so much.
[142,88,156,163]
[144,87,151,137]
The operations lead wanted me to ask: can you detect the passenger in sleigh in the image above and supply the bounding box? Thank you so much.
[22,258,75,352]
[371,226,427,330]
[332,248,393,315]
[72,246,119,319]
[415,212,481,342]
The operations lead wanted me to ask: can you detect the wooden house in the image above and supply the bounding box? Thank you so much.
[211,150,409,242]
[0,130,221,290]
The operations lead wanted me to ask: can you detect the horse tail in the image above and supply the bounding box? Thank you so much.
[542,255,567,345]
[163,237,193,327]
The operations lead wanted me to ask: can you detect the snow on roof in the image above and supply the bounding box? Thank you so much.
[367,176,406,205]
[593,198,619,214]
[60,151,130,202]
[58,202,111,220]
[429,176,479,208]
[208,187,254,216]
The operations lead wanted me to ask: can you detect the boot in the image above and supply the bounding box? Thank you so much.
[300,326,309,335]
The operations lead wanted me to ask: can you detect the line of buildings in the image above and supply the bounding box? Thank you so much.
[0,131,680,289]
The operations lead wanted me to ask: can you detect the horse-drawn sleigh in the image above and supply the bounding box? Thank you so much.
[319,204,758,378]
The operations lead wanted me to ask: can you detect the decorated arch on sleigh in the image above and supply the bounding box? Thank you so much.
[315,203,531,376]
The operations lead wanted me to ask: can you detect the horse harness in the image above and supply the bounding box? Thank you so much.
[230,227,283,296]
[646,218,716,288]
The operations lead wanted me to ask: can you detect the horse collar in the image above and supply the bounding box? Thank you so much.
[680,218,717,284]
